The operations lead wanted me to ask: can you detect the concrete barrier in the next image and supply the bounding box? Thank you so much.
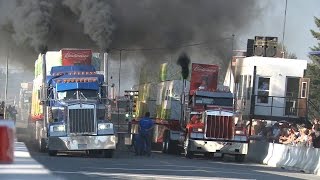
[247,140,270,163]
[248,141,320,176]
[0,120,15,164]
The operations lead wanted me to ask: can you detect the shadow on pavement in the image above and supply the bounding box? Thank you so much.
[24,143,319,180]
[0,142,63,180]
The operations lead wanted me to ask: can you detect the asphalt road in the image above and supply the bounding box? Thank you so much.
[25,146,319,180]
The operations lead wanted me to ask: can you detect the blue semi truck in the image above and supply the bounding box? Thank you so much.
[31,49,116,157]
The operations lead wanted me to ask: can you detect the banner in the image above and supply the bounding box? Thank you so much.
[190,63,219,95]
[61,49,92,66]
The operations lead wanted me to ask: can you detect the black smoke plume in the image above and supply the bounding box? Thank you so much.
[9,0,56,53]
[1,0,264,55]
[0,0,267,91]
[63,0,115,51]
[177,52,190,80]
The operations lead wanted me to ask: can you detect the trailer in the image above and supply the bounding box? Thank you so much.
[16,82,33,141]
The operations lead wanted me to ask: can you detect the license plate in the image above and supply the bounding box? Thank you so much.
[78,144,87,149]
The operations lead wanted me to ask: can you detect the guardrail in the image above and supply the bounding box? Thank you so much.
[247,141,320,176]
[252,95,307,117]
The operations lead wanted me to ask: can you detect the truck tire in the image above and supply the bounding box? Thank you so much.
[48,150,57,156]
[103,149,114,158]
[235,154,245,162]
[184,138,194,159]
[39,138,47,153]
[162,130,169,153]
[162,139,168,153]
[162,130,179,155]
[167,140,179,154]
[185,149,194,159]
[204,152,214,159]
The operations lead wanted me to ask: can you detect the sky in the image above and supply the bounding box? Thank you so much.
[238,0,320,60]
[1,0,320,97]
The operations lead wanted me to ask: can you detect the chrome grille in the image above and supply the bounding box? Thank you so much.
[205,115,234,139]
[69,108,95,134]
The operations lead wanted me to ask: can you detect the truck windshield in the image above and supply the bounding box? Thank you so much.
[189,113,203,123]
[52,107,65,122]
[57,89,98,100]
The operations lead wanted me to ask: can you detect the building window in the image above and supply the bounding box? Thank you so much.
[257,77,270,104]
[165,89,170,100]
[301,82,307,98]
[243,75,247,99]
[247,75,252,100]
[237,75,243,100]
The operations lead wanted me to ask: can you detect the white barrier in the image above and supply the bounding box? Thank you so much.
[251,142,320,176]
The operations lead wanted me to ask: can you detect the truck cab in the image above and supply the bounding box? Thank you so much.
[46,65,116,157]
[183,90,248,161]
[31,49,115,157]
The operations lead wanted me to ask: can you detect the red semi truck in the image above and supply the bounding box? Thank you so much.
[130,62,249,161]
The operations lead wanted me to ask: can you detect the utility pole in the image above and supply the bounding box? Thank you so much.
[281,0,288,58]
[229,34,235,88]
[117,49,123,131]
[4,50,9,119]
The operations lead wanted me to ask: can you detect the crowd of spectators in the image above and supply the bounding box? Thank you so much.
[251,118,320,148]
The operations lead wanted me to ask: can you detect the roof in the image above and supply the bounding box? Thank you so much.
[309,51,320,56]
[195,91,233,98]
[50,65,96,75]
[56,82,99,91]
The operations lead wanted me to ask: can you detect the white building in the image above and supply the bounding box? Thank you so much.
[225,56,309,122]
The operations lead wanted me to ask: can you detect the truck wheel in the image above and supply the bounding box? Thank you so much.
[184,138,193,159]
[185,150,194,159]
[162,131,169,154]
[39,138,47,153]
[235,154,245,162]
[167,140,178,155]
[48,150,57,156]
[204,152,214,159]
[162,139,168,153]
[103,149,114,158]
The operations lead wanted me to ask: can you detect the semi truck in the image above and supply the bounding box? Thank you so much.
[30,49,116,157]
[130,62,248,161]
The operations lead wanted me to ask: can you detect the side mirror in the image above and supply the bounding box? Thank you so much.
[38,90,41,99]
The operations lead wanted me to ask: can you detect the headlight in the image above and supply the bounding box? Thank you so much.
[235,130,244,135]
[50,125,66,132]
[98,123,114,135]
[190,132,204,139]
[192,128,203,132]
[49,124,66,137]
[98,123,113,130]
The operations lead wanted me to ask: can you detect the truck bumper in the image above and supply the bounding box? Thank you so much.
[188,139,248,155]
[48,135,117,151]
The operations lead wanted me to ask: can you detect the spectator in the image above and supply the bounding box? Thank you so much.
[308,131,316,147]
[281,128,297,145]
[311,118,320,148]
[294,128,309,146]
[279,128,289,143]
[269,123,281,142]
[138,112,154,156]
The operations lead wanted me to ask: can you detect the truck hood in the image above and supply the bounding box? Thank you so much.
[51,99,99,107]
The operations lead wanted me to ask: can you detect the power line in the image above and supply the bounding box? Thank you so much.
[109,37,233,53]
[0,67,28,70]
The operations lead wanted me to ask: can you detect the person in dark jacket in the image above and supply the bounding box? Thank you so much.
[138,112,154,156]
